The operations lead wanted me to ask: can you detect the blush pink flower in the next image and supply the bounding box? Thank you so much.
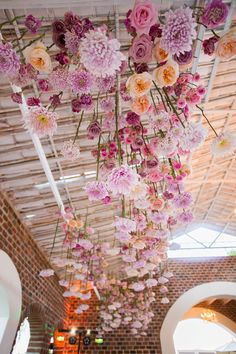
[172,191,193,208]
[130,281,145,292]
[26,106,58,137]
[39,269,54,277]
[129,0,158,35]
[107,165,138,196]
[78,239,94,250]
[129,34,153,63]
[85,181,109,201]
[114,217,136,233]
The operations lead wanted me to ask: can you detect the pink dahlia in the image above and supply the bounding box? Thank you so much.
[48,66,69,90]
[107,165,138,196]
[172,192,193,209]
[85,181,108,201]
[61,140,80,161]
[26,106,58,137]
[161,7,196,55]
[113,217,136,233]
[69,69,93,94]
[0,42,20,76]
[80,28,124,77]
[201,0,228,29]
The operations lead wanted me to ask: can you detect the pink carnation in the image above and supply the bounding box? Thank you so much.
[107,165,138,196]
[85,181,108,201]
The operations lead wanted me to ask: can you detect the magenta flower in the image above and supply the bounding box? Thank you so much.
[203,36,218,55]
[0,42,20,76]
[69,69,93,94]
[55,52,70,65]
[126,111,140,126]
[87,120,101,139]
[161,7,196,55]
[77,239,93,251]
[201,0,228,29]
[27,97,41,106]
[174,50,193,65]
[79,94,94,111]
[26,106,58,137]
[24,14,42,33]
[80,28,124,77]
[37,79,50,92]
[107,165,138,196]
[85,181,108,201]
[11,93,22,104]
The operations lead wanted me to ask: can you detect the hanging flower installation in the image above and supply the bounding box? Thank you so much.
[1,0,235,337]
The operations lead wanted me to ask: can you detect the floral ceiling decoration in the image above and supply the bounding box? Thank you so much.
[1,0,236,337]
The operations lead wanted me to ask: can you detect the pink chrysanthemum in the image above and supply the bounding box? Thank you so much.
[96,75,116,92]
[211,131,236,157]
[85,180,109,201]
[61,140,80,161]
[69,69,93,94]
[113,217,136,233]
[0,42,20,76]
[172,192,193,209]
[179,122,207,152]
[65,29,80,54]
[80,28,124,77]
[48,66,69,90]
[100,97,115,112]
[161,7,196,55]
[107,165,139,196]
[26,106,58,137]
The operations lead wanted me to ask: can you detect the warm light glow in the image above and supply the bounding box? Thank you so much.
[86,329,91,336]
[200,310,217,322]
[70,327,77,335]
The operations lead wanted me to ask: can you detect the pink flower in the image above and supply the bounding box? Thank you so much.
[115,232,132,243]
[129,34,153,63]
[172,192,193,208]
[177,210,194,223]
[26,106,58,137]
[129,0,158,35]
[69,69,93,94]
[61,140,80,161]
[39,269,54,277]
[160,285,168,294]
[161,297,169,304]
[77,291,91,300]
[114,217,136,233]
[107,165,138,196]
[146,278,158,288]
[85,181,108,201]
[78,239,93,250]
[201,0,228,29]
[130,281,145,292]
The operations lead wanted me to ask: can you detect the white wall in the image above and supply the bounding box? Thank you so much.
[0,250,22,354]
[160,282,236,354]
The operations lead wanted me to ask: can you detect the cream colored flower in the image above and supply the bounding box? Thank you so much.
[129,181,148,200]
[153,59,179,88]
[216,28,236,61]
[24,42,52,73]
[126,72,152,97]
[131,94,151,115]
[153,39,169,63]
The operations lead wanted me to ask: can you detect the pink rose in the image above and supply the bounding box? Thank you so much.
[129,34,153,63]
[129,0,158,35]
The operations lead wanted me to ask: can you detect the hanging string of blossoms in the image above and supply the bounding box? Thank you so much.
[1,0,236,337]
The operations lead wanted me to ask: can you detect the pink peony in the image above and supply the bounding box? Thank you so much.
[129,0,158,35]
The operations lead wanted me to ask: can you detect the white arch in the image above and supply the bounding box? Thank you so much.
[160,281,236,354]
[0,250,22,353]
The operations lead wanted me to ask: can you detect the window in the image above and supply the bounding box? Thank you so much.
[168,227,236,258]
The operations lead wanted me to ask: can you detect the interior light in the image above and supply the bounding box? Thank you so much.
[25,214,35,219]
[95,337,104,344]
[70,327,77,335]
[86,329,91,336]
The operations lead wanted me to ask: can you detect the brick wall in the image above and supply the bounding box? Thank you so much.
[56,257,236,354]
[0,190,66,341]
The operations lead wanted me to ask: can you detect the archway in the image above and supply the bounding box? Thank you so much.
[160,281,236,354]
[0,250,22,353]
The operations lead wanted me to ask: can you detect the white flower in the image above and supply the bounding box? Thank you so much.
[211,131,236,157]
[39,269,54,277]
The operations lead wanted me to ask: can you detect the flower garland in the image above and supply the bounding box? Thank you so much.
[1,0,236,337]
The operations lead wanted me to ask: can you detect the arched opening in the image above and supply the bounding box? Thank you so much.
[160,281,236,354]
[0,250,22,353]
[174,318,236,353]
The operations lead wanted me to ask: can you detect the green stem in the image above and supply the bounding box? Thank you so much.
[152,81,168,113]
[16,33,45,53]
[0,15,25,29]
[96,135,101,180]
[163,87,185,128]
[115,90,122,165]
[50,218,60,260]
[73,110,84,144]
[196,105,218,137]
